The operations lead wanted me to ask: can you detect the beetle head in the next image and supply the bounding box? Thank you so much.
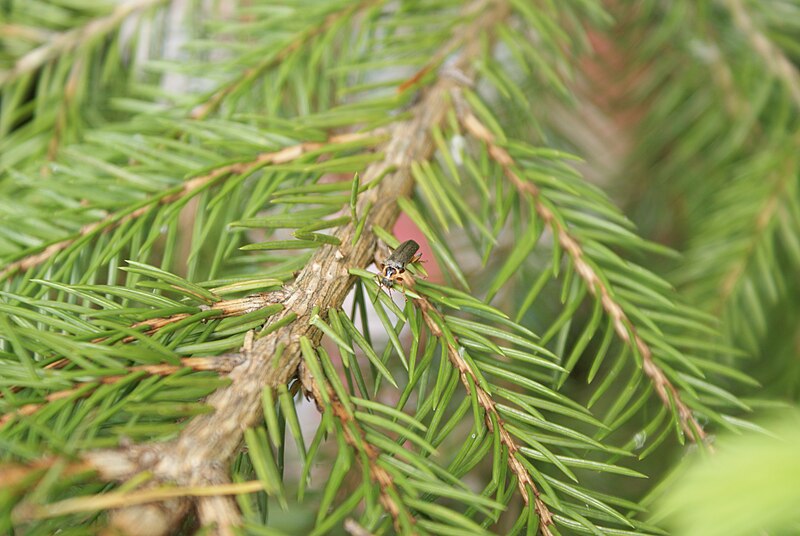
[380,266,398,288]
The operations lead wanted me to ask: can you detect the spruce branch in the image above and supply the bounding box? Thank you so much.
[591,2,798,384]
[0,0,168,87]
[0,355,242,427]
[300,364,414,534]
[0,289,286,384]
[725,0,800,109]
[716,156,796,312]
[0,131,381,281]
[412,294,556,536]
[119,291,289,341]
[190,0,380,120]
[459,110,708,444]
[4,3,687,534]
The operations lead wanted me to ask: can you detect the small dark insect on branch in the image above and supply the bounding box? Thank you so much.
[375,239,422,298]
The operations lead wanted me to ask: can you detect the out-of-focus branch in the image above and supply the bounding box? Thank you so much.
[460,110,708,444]
[725,0,800,109]
[190,0,380,120]
[0,0,168,87]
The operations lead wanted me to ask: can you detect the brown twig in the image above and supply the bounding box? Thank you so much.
[460,111,708,444]
[300,364,413,533]
[412,295,555,536]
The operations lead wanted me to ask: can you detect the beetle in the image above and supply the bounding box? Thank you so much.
[375,239,422,296]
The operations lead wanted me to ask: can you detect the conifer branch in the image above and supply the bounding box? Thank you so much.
[1,3,778,534]
[725,0,800,109]
[5,290,286,380]
[0,272,286,398]
[0,131,382,281]
[190,0,380,120]
[118,290,289,342]
[707,43,752,120]
[413,294,555,536]
[0,356,242,427]
[301,365,413,533]
[716,157,796,311]
[0,0,168,87]
[194,472,246,536]
[459,110,708,444]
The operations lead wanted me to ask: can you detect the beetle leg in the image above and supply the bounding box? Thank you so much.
[396,273,414,287]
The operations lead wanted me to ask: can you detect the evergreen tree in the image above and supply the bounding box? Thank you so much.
[1,1,798,535]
